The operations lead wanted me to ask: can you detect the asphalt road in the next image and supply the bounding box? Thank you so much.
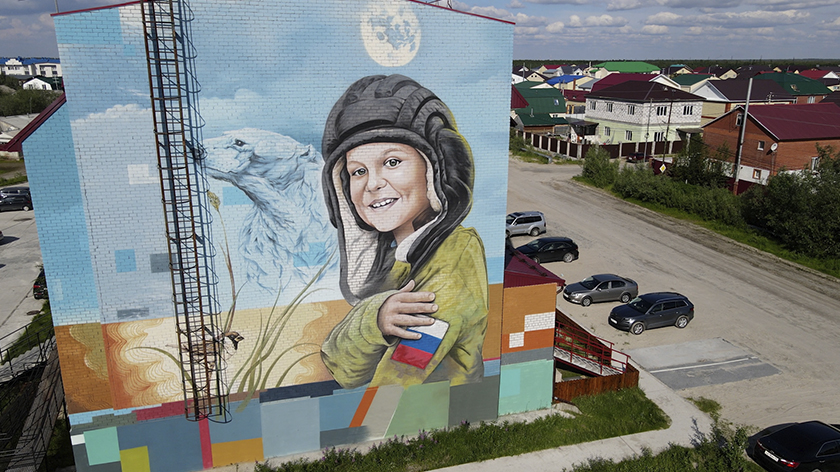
[506,158,840,428]
[0,204,44,342]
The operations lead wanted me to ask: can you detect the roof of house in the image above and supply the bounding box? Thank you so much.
[694,66,735,77]
[511,85,529,109]
[672,74,714,86]
[799,70,830,80]
[592,61,660,73]
[821,90,840,106]
[513,84,566,114]
[590,73,656,92]
[1,57,60,65]
[736,64,774,78]
[706,79,794,102]
[587,81,701,102]
[0,93,66,153]
[754,72,832,96]
[704,103,840,141]
[546,75,586,85]
[516,112,567,127]
[661,65,692,75]
[563,89,589,102]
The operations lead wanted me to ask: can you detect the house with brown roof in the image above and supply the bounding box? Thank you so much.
[702,103,840,185]
[585,81,703,148]
[692,79,795,126]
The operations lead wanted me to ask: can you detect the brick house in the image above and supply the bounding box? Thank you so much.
[702,103,840,185]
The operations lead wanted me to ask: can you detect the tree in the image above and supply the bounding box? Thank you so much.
[0,89,62,117]
[669,136,728,188]
[581,145,618,188]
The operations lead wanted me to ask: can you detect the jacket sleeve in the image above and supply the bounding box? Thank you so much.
[320,290,398,389]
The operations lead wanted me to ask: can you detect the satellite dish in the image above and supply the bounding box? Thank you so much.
[770,143,778,152]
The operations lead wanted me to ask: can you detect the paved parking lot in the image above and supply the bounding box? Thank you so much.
[507,158,840,428]
[0,203,44,341]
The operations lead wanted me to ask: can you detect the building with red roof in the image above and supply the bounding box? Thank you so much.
[703,102,840,185]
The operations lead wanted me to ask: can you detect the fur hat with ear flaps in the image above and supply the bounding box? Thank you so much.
[322,74,474,305]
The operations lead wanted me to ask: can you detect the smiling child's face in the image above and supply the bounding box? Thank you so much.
[346,142,432,244]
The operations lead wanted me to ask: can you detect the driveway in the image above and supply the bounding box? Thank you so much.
[0,205,43,341]
[506,158,840,428]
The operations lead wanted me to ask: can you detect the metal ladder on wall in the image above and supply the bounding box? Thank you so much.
[141,0,229,422]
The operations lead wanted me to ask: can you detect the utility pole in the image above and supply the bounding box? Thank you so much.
[733,77,753,194]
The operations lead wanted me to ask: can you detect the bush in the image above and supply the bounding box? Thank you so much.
[580,145,618,188]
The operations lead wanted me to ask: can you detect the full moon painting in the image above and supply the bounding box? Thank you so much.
[361,2,421,67]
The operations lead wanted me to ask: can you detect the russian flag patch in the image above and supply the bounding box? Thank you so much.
[391,317,449,369]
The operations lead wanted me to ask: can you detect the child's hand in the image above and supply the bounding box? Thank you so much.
[378,280,438,340]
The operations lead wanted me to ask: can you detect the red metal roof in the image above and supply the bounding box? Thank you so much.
[798,70,830,80]
[0,93,66,153]
[747,102,840,141]
[511,85,529,109]
[590,73,656,93]
[504,249,565,289]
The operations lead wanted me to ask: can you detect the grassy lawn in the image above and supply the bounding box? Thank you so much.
[261,387,670,472]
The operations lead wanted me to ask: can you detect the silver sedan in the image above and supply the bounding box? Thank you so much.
[562,274,639,307]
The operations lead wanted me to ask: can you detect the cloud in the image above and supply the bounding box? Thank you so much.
[456,3,554,27]
[745,0,839,10]
[521,0,592,4]
[641,24,669,34]
[546,21,565,32]
[816,16,840,28]
[645,9,810,28]
[508,0,525,7]
[658,0,742,8]
[607,0,646,10]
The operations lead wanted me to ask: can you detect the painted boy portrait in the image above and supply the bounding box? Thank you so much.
[320,74,489,389]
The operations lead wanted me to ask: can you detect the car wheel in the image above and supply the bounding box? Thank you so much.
[675,315,689,329]
[532,256,540,264]
[581,297,592,307]
[620,293,631,303]
[530,227,539,236]
[562,252,574,263]
[630,322,645,335]
[23,205,31,211]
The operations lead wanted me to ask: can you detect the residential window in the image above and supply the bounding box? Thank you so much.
[683,105,693,115]
[753,169,761,180]
[807,96,816,104]
[604,126,611,136]
[654,131,665,141]
[812,156,820,171]
[625,130,633,140]
[757,141,765,151]
[590,101,597,110]
[554,99,560,106]
[656,105,668,116]
[735,113,743,126]
[606,103,613,112]
[628,105,636,115]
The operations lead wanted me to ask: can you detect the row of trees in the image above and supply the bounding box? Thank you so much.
[581,137,840,260]
[0,73,62,117]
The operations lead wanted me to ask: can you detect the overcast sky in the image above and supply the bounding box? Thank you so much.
[2,0,840,61]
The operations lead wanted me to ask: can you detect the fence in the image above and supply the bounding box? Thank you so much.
[553,363,640,403]
[517,130,685,159]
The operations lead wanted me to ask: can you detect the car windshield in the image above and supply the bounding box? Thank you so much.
[524,239,543,249]
[506,215,515,224]
[627,296,651,313]
[580,276,599,289]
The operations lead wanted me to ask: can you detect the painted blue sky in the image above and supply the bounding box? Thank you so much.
[3,0,839,61]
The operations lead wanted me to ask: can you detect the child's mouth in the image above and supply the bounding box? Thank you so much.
[370,198,397,209]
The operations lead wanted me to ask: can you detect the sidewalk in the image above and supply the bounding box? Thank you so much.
[233,364,713,472]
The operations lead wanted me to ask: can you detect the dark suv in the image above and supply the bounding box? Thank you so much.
[0,194,33,212]
[0,187,31,198]
[608,292,694,335]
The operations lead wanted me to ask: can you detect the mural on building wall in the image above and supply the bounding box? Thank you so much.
[319,74,488,389]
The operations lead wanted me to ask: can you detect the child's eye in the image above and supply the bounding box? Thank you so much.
[350,167,367,177]
[384,158,401,168]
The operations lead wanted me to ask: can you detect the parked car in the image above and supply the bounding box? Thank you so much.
[0,186,31,198]
[0,194,33,212]
[608,292,694,335]
[515,237,578,264]
[626,152,652,163]
[563,274,638,307]
[33,268,48,300]
[749,421,840,471]
[506,211,546,237]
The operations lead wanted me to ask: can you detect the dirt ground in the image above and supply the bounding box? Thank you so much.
[505,158,840,429]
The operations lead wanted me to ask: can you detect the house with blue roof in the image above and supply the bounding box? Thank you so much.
[1,57,62,78]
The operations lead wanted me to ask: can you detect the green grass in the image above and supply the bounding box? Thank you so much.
[1,301,53,364]
[260,387,669,472]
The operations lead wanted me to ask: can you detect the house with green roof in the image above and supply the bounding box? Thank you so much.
[512,82,567,134]
[753,72,831,104]
[586,61,659,78]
